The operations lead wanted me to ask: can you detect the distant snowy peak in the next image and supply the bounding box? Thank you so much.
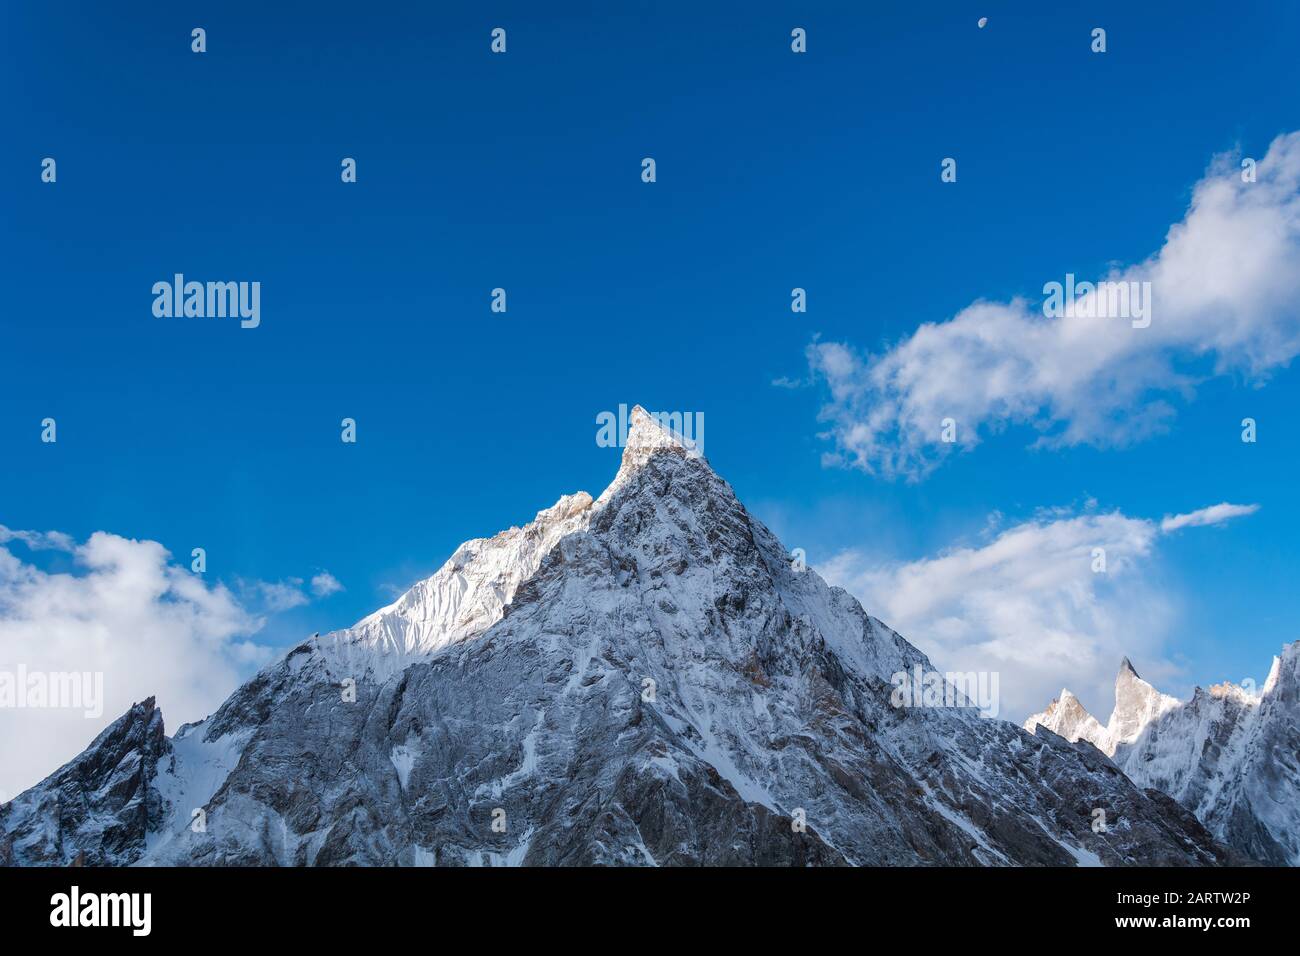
[1027,643,1300,865]
[1024,689,1107,750]
[1109,658,1183,749]
[1024,658,1182,756]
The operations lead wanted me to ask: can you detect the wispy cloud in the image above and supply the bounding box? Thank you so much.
[252,579,311,612]
[0,525,74,552]
[1160,501,1259,533]
[818,510,1169,720]
[243,571,345,611]
[805,131,1300,480]
[770,375,808,390]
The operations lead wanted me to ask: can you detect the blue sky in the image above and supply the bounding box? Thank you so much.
[3,1,1300,781]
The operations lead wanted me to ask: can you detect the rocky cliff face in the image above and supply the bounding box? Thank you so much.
[2,408,1240,866]
[0,698,167,866]
[1026,647,1300,865]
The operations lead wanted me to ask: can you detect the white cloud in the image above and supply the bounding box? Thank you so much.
[0,530,343,796]
[817,509,1179,721]
[806,131,1300,479]
[253,578,310,612]
[310,571,344,598]
[1160,501,1259,533]
[0,528,275,796]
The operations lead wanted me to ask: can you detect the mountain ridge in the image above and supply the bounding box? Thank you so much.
[1,407,1244,866]
[1025,644,1300,865]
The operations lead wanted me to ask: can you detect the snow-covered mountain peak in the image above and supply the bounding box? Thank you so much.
[624,404,686,452]
[599,404,706,499]
[1023,689,1107,749]
[1024,658,1181,756]
[1110,656,1181,747]
[310,405,718,681]
[0,697,167,866]
[1027,643,1300,864]
[3,417,1255,867]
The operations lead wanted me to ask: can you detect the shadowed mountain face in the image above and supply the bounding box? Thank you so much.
[1026,649,1300,865]
[0,698,167,867]
[2,408,1239,866]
